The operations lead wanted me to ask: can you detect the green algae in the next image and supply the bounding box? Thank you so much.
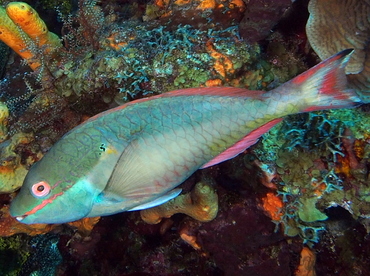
[0,235,30,276]
[298,197,328,223]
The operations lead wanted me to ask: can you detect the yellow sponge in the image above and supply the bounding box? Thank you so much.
[0,6,36,67]
[6,2,61,50]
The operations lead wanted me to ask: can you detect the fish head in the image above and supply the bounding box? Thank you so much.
[10,159,97,224]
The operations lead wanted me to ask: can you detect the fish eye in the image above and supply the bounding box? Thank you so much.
[31,181,51,198]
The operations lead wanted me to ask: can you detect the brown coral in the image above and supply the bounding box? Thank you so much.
[306,0,370,102]
[0,205,100,237]
[0,205,56,236]
[140,181,218,224]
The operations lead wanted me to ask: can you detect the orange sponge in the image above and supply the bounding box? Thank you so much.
[0,6,35,66]
[6,2,61,51]
[0,2,62,70]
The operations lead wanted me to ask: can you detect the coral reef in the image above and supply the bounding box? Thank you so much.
[0,0,368,275]
[251,109,370,244]
[306,0,370,102]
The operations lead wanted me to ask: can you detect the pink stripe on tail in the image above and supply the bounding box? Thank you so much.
[288,49,362,112]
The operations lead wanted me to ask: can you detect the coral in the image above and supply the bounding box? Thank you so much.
[265,31,308,86]
[281,112,344,155]
[306,0,370,102]
[179,225,202,250]
[206,39,235,79]
[67,216,100,236]
[140,181,218,224]
[0,205,100,237]
[274,146,344,243]
[0,205,58,236]
[0,132,38,193]
[306,0,369,75]
[0,0,274,148]
[297,197,327,223]
[295,247,317,276]
[53,22,267,105]
[144,0,246,29]
[0,101,9,142]
[250,110,358,243]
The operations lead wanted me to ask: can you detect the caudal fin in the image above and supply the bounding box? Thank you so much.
[281,49,362,112]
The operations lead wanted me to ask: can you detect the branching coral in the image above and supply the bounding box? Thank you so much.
[140,182,218,224]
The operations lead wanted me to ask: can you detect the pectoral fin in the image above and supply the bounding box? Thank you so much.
[103,136,174,199]
[128,188,182,211]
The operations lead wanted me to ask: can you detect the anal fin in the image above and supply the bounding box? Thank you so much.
[201,118,283,168]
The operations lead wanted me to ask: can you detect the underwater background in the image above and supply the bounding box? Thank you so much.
[0,0,369,275]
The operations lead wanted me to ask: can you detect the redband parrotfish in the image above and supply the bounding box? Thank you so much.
[10,49,361,224]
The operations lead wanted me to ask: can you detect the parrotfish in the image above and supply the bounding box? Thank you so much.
[10,49,361,224]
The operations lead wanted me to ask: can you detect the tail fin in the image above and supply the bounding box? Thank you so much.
[281,49,362,112]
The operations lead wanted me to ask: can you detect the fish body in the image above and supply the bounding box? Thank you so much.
[10,49,361,224]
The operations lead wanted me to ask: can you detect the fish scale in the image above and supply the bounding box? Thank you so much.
[10,49,362,224]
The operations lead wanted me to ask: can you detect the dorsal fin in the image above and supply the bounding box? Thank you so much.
[87,87,267,123]
[201,118,283,168]
[160,87,266,98]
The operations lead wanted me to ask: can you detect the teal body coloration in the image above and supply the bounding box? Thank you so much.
[10,50,361,224]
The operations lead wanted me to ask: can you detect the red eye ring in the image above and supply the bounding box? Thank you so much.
[31,181,51,198]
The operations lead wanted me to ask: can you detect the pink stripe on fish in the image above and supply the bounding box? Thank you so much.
[24,191,64,216]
